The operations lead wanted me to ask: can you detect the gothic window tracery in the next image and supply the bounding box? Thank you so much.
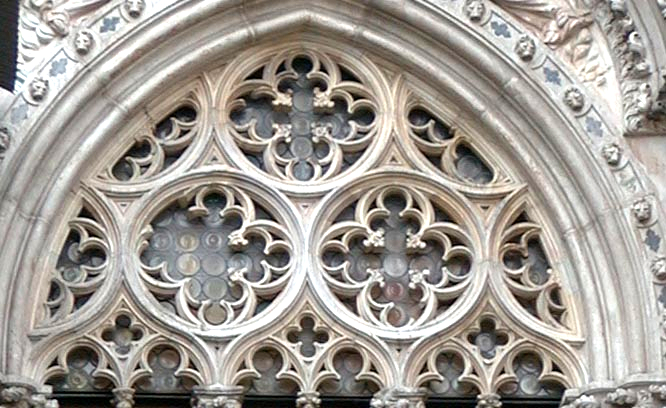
[28,41,583,407]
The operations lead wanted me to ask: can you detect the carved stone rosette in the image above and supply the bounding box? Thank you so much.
[137,182,295,328]
[317,183,476,328]
[224,48,384,185]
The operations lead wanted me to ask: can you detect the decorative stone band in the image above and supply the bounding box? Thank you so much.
[370,387,428,408]
[0,377,58,408]
[561,381,666,408]
[601,0,666,134]
[190,384,244,408]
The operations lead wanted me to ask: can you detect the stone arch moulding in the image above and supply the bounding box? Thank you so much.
[0,1,664,407]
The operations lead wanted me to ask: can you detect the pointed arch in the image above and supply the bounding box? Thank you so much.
[0,1,662,403]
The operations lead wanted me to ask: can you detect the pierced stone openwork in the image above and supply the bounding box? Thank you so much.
[422,350,480,398]
[100,314,145,357]
[99,89,203,183]
[499,210,570,330]
[318,184,475,328]
[231,304,386,400]
[138,183,294,328]
[29,39,584,406]
[132,344,200,394]
[413,310,572,402]
[44,203,111,323]
[407,107,498,185]
[498,351,566,399]
[45,346,114,392]
[226,48,381,183]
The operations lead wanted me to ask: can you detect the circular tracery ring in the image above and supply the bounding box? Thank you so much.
[129,172,301,332]
[220,43,391,192]
[312,172,480,331]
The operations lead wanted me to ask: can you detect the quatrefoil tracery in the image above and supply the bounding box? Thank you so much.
[318,185,475,329]
[35,42,582,402]
[138,183,294,328]
[499,211,570,330]
[100,314,144,357]
[227,50,380,183]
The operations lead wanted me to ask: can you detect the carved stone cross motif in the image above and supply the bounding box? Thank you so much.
[229,52,378,182]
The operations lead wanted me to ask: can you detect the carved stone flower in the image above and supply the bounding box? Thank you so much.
[45,399,60,408]
[608,0,627,14]
[224,401,241,408]
[193,396,240,408]
[32,393,60,408]
[228,267,246,282]
[111,388,135,408]
[515,34,536,61]
[409,269,429,287]
[0,386,59,408]
[627,32,644,55]
[370,398,383,408]
[310,122,333,142]
[636,83,653,114]
[216,396,240,408]
[296,392,321,408]
[363,228,385,249]
[1,386,28,403]
[632,59,652,79]
[601,143,622,166]
[648,384,666,400]
[562,395,600,408]
[272,123,292,141]
[227,229,249,249]
[272,90,293,111]
[44,10,70,36]
[405,229,426,250]
[313,87,334,111]
[564,87,585,111]
[395,399,411,408]
[370,388,426,408]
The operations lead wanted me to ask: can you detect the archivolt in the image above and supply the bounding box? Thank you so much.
[0,0,662,400]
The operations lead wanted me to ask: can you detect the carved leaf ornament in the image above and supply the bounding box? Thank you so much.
[33,43,581,405]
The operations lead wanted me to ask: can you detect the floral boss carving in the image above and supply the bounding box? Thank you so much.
[318,185,474,328]
[227,50,379,182]
[138,183,293,327]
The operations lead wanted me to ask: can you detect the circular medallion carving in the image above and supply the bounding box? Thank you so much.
[135,176,297,329]
[313,173,478,330]
[221,44,390,192]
